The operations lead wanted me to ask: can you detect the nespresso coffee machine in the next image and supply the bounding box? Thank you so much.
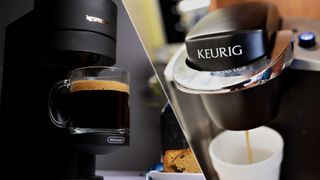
[0,0,129,179]
[166,2,320,180]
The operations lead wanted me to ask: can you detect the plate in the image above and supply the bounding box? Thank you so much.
[148,171,206,180]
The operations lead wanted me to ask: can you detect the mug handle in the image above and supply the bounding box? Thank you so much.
[48,79,71,128]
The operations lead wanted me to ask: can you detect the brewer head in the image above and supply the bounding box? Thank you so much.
[185,2,281,71]
[172,2,294,130]
[35,0,117,66]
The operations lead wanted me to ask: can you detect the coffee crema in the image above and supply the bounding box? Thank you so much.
[71,79,129,93]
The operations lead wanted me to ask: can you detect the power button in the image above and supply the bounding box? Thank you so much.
[299,32,316,48]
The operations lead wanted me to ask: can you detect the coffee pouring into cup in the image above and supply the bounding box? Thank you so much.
[165,1,320,180]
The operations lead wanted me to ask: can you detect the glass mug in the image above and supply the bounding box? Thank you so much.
[48,66,130,134]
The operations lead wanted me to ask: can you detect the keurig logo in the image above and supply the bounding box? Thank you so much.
[197,45,243,59]
[85,14,107,24]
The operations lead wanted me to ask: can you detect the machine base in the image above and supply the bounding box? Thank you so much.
[57,176,103,180]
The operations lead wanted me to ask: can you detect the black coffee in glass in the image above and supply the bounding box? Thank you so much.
[69,79,129,132]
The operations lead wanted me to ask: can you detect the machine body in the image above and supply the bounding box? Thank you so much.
[0,0,129,179]
[167,2,320,180]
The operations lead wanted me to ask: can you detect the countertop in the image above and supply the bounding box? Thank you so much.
[96,170,146,180]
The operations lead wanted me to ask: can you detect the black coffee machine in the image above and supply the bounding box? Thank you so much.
[167,2,320,180]
[0,0,129,179]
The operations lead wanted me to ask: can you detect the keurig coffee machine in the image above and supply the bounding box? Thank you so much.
[166,2,320,180]
[0,0,129,179]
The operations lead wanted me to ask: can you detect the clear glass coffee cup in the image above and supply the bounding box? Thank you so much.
[48,66,130,134]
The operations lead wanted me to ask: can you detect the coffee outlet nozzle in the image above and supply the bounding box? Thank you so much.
[172,2,294,130]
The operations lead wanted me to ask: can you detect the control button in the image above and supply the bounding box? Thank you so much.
[299,32,316,48]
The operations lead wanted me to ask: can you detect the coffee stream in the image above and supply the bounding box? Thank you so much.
[245,130,253,164]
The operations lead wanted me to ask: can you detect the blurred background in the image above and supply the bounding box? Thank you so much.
[123,0,211,95]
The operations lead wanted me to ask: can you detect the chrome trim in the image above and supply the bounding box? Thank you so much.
[172,30,294,94]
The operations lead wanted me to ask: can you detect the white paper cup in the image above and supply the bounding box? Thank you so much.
[208,126,284,180]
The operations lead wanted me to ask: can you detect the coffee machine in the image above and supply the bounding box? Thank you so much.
[0,0,129,179]
[165,2,320,180]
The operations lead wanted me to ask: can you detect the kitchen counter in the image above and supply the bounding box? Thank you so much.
[96,170,146,180]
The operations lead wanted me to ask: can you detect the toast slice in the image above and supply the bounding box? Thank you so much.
[163,148,202,173]
[163,149,184,172]
[172,148,202,173]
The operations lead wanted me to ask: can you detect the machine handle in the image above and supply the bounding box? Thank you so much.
[48,79,71,128]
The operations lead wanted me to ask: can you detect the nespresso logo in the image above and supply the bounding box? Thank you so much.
[197,45,243,59]
[85,14,107,24]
